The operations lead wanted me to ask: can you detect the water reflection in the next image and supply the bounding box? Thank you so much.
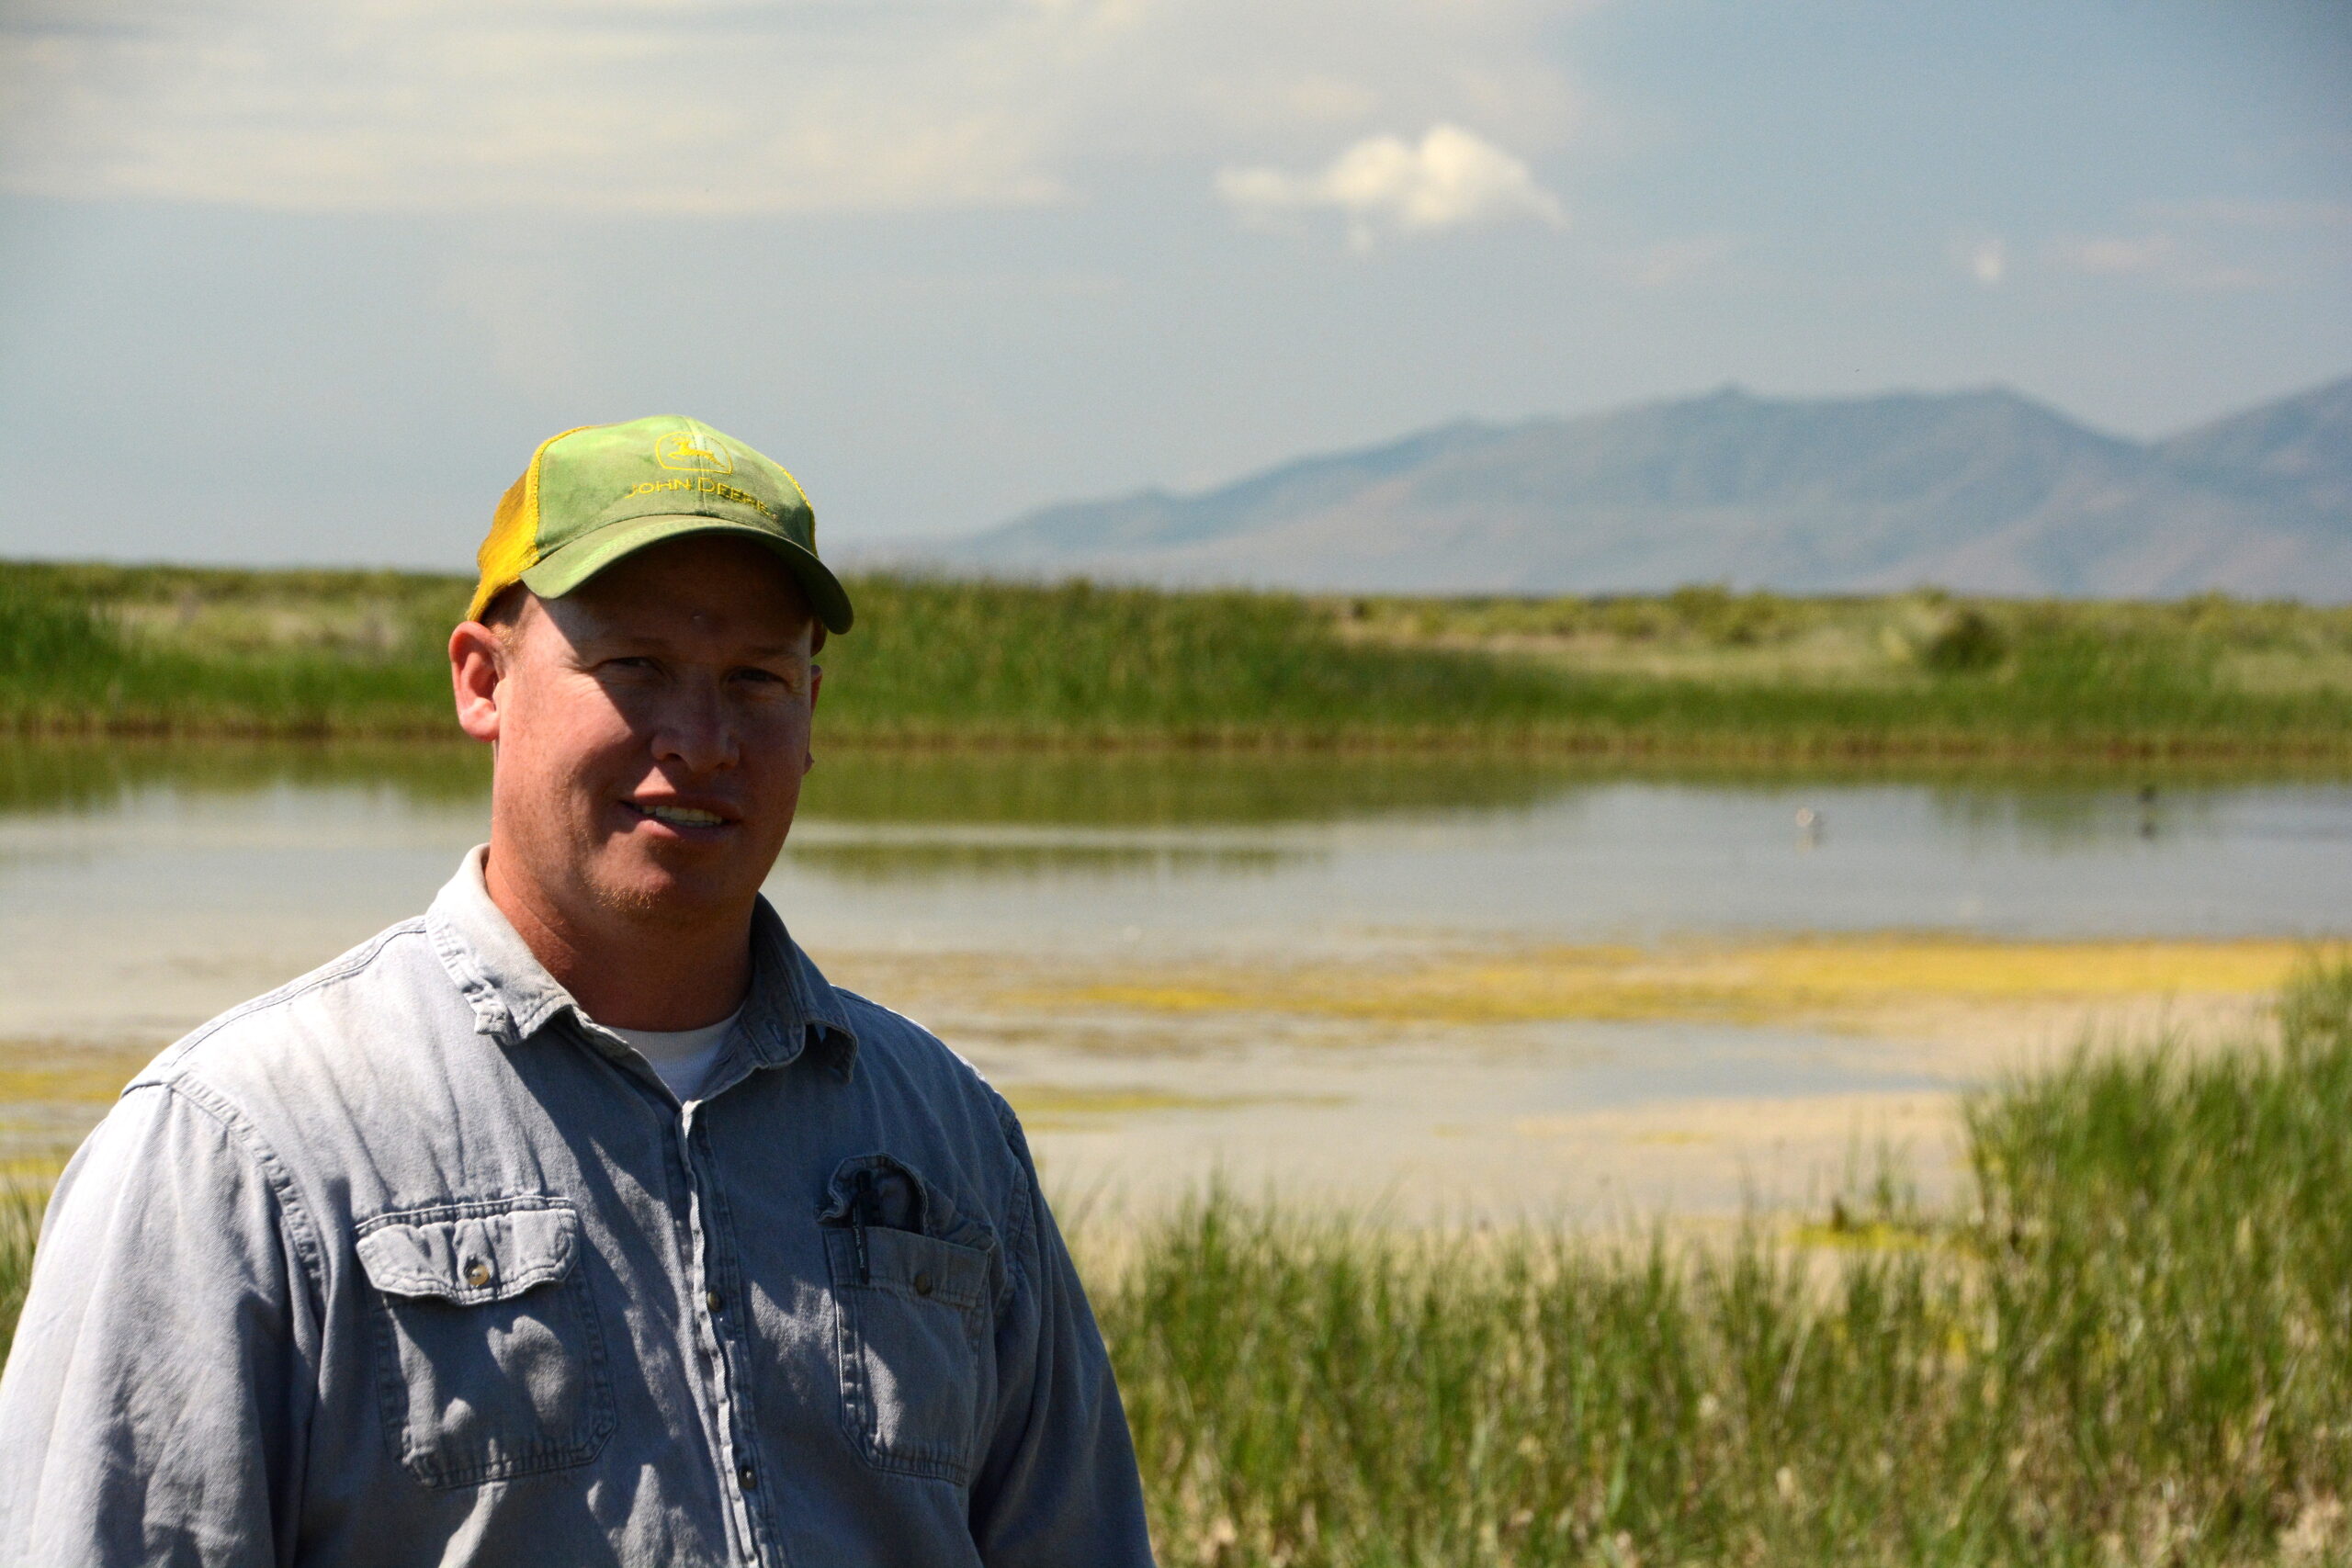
[785,835,1301,884]
[17,739,2348,837]
[6,745,2351,953]
[5,739,2349,1211]
[0,739,490,816]
[1922,783,2227,851]
[801,750,1579,826]
[2,739,1589,825]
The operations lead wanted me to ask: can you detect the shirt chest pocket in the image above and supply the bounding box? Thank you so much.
[821,1156,1000,1486]
[355,1198,617,1489]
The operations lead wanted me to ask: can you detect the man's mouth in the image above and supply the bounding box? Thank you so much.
[628,801,730,829]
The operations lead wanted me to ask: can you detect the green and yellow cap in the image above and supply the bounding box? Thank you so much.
[468,415,853,634]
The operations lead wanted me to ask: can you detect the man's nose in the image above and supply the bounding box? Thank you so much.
[650,677,737,773]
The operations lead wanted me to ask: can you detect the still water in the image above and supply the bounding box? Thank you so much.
[4,745,2348,1213]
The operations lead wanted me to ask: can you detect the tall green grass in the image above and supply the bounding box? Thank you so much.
[2,967,2350,1561]
[1096,963,2352,1566]
[808,576,2352,758]
[0,1182,40,1366]
[0,566,452,737]
[5,559,2351,760]
[815,576,1568,741]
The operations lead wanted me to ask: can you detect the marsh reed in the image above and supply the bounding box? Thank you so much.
[5,560,2349,761]
[1095,963,2352,1566]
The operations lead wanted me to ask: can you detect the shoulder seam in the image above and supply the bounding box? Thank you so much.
[142,918,431,1083]
[989,1090,1039,1308]
[145,1077,332,1304]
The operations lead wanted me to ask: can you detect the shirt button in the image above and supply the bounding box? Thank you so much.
[463,1260,492,1289]
[912,1272,933,1298]
[738,1463,758,1491]
[706,1289,724,1314]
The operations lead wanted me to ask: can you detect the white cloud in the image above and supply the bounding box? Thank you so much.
[0,0,1589,215]
[1958,235,2007,287]
[2051,232,2175,276]
[1216,124,1566,247]
[2046,229,2281,291]
[0,0,1069,212]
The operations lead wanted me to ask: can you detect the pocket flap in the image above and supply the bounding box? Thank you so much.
[820,1153,999,1257]
[831,1224,992,1310]
[357,1200,580,1305]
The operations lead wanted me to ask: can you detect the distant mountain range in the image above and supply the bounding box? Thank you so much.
[872,376,2352,599]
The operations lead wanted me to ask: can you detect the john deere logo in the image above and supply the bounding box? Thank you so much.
[655,429,734,474]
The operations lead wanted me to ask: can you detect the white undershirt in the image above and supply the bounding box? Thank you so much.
[605,1010,742,1103]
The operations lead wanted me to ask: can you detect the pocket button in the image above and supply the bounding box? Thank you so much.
[912,1271,934,1298]
[463,1259,492,1289]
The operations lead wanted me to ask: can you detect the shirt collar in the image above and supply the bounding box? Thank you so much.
[425,845,859,1081]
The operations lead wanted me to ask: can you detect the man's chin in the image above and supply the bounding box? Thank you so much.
[587,854,760,923]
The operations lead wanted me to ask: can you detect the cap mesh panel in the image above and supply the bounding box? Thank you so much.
[468,425,590,622]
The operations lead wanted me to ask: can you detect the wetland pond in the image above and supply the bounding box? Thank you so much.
[5,743,2348,1219]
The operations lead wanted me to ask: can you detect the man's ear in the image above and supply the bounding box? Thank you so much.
[450,622,506,743]
[804,662,823,776]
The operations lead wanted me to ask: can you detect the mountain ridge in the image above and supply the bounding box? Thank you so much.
[873,377,2352,600]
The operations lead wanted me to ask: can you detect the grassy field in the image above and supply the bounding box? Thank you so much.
[4,964,2350,1562]
[6,559,2352,761]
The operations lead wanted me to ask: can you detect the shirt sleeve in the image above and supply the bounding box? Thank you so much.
[967,1105,1157,1568]
[0,1081,318,1568]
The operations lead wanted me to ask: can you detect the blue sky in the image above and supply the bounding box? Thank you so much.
[2,0,2346,568]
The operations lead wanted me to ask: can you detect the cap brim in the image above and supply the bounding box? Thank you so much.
[518,513,854,634]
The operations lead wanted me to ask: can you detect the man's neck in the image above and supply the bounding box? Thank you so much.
[483,850,754,1032]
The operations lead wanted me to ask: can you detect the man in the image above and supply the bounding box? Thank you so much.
[0,416,1156,1566]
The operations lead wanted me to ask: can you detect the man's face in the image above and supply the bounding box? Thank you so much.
[475,536,822,930]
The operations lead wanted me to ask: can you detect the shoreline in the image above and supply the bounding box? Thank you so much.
[11,716,2352,771]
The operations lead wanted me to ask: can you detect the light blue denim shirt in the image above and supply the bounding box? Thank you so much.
[0,850,1154,1567]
